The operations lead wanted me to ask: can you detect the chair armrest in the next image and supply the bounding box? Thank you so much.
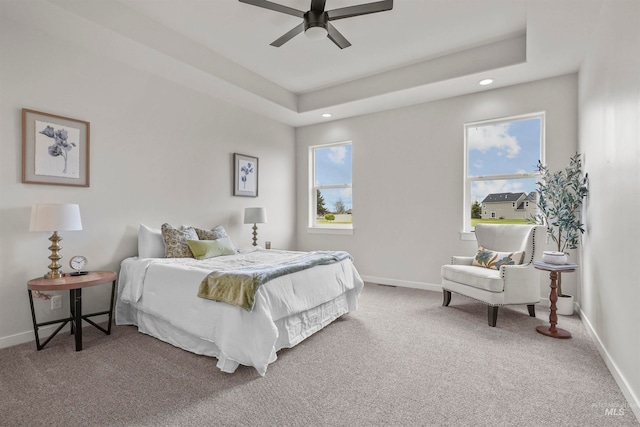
[451,256,474,265]
[500,263,541,303]
[499,263,531,277]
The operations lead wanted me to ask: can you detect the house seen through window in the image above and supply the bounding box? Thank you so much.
[310,142,352,229]
[464,113,544,232]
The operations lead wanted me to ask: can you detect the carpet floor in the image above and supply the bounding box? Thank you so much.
[0,283,637,426]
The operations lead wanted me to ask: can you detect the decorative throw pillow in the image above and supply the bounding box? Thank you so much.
[194,225,229,241]
[138,224,165,258]
[161,223,198,258]
[186,238,236,260]
[472,246,524,270]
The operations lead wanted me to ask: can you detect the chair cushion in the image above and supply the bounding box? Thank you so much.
[441,264,504,292]
[471,246,524,270]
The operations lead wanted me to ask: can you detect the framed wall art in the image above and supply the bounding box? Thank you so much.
[22,109,90,187]
[233,153,258,197]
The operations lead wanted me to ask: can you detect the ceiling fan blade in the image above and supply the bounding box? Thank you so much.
[310,0,327,13]
[327,0,393,21]
[327,23,351,49]
[270,23,305,47]
[239,0,304,18]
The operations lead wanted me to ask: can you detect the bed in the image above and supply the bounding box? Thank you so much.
[115,224,364,376]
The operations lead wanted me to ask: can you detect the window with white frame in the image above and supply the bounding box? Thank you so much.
[464,113,544,232]
[309,142,352,230]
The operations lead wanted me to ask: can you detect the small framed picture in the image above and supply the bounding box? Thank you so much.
[233,153,258,197]
[22,109,90,187]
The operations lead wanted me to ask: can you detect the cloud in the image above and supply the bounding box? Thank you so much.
[468,123,521,159]
[327,146,347,164]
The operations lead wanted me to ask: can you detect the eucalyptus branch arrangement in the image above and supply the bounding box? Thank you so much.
[532,152,588,296]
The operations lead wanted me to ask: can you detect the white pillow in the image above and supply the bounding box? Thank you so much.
[138,224,165,258]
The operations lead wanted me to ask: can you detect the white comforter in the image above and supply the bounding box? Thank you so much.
[116,247,364,375]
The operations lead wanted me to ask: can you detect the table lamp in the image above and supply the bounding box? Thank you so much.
[29,203,83,279]
[244,207,267,246]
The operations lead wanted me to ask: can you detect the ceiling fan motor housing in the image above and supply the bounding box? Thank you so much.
[304,10,328,31]
[304,10,328,39]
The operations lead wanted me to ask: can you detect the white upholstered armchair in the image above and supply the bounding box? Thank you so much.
[441,224,545,327]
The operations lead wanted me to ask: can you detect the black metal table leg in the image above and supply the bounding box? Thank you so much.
[73,288,82,351]
[28,290,72,351]
[69,288,75,335]
[28,291,41,350]
[107,280,116,334]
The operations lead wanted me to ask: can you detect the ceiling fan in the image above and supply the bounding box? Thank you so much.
[239,0,393,49]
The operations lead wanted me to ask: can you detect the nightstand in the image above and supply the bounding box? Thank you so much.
[27,271,117,351]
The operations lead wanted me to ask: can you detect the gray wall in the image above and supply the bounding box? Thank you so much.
[295,74,579,293]
[0,8,296,347]
[578,0,640,416]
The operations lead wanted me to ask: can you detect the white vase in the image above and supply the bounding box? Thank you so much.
[556,295,574,315]
[542,251,568,264]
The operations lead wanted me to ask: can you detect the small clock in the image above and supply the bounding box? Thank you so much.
[69,255,88,276]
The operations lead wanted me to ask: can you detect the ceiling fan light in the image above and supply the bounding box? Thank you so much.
[305,26,328,40]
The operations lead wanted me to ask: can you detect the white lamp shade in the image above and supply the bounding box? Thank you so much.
[29,203,83,232]
[244,207,267,224]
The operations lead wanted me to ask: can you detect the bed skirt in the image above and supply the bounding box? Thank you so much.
[117,289,356,374]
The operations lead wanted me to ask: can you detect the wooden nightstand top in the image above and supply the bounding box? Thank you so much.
[27,271,116,291]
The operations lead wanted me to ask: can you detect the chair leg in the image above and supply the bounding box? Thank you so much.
[527,304,536,317]
[487,306,498,327]
[442,290,452,307]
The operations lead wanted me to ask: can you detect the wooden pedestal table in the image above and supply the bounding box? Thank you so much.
[533,262,577,339]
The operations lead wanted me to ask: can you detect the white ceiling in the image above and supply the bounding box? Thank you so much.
[42,0,604,126]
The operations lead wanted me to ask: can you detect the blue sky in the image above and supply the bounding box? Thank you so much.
[315,144,352,211]
[468,117,541,202]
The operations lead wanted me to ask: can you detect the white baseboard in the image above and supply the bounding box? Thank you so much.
[0,314,110,350]
[360,275,441,292]
[578,305,640,422]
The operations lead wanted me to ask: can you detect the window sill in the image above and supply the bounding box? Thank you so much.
[460,231,477,241]
[307,227,354,235]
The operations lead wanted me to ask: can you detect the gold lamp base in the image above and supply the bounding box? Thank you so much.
[251,224,258,246]
[44,231,64,279]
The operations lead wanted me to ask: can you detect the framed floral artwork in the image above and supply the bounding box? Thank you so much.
[233,153,258,197]
[22,109,90,187]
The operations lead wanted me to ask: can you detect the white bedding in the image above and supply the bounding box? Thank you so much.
[116,247,364,375]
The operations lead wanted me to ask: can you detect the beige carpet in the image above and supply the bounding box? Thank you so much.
[0,283,637,426]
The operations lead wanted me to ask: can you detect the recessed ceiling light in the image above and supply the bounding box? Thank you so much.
[479,78,494,86]
[321,113,332,118]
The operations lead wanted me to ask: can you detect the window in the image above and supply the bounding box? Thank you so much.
[309,142,352,231]
[464,113,544,232]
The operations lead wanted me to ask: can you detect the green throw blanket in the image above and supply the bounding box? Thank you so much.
[197,251,351,311]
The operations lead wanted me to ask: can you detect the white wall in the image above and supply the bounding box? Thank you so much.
[578,0,640,416]
[0,5,295,347]
[296,74,579,293]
